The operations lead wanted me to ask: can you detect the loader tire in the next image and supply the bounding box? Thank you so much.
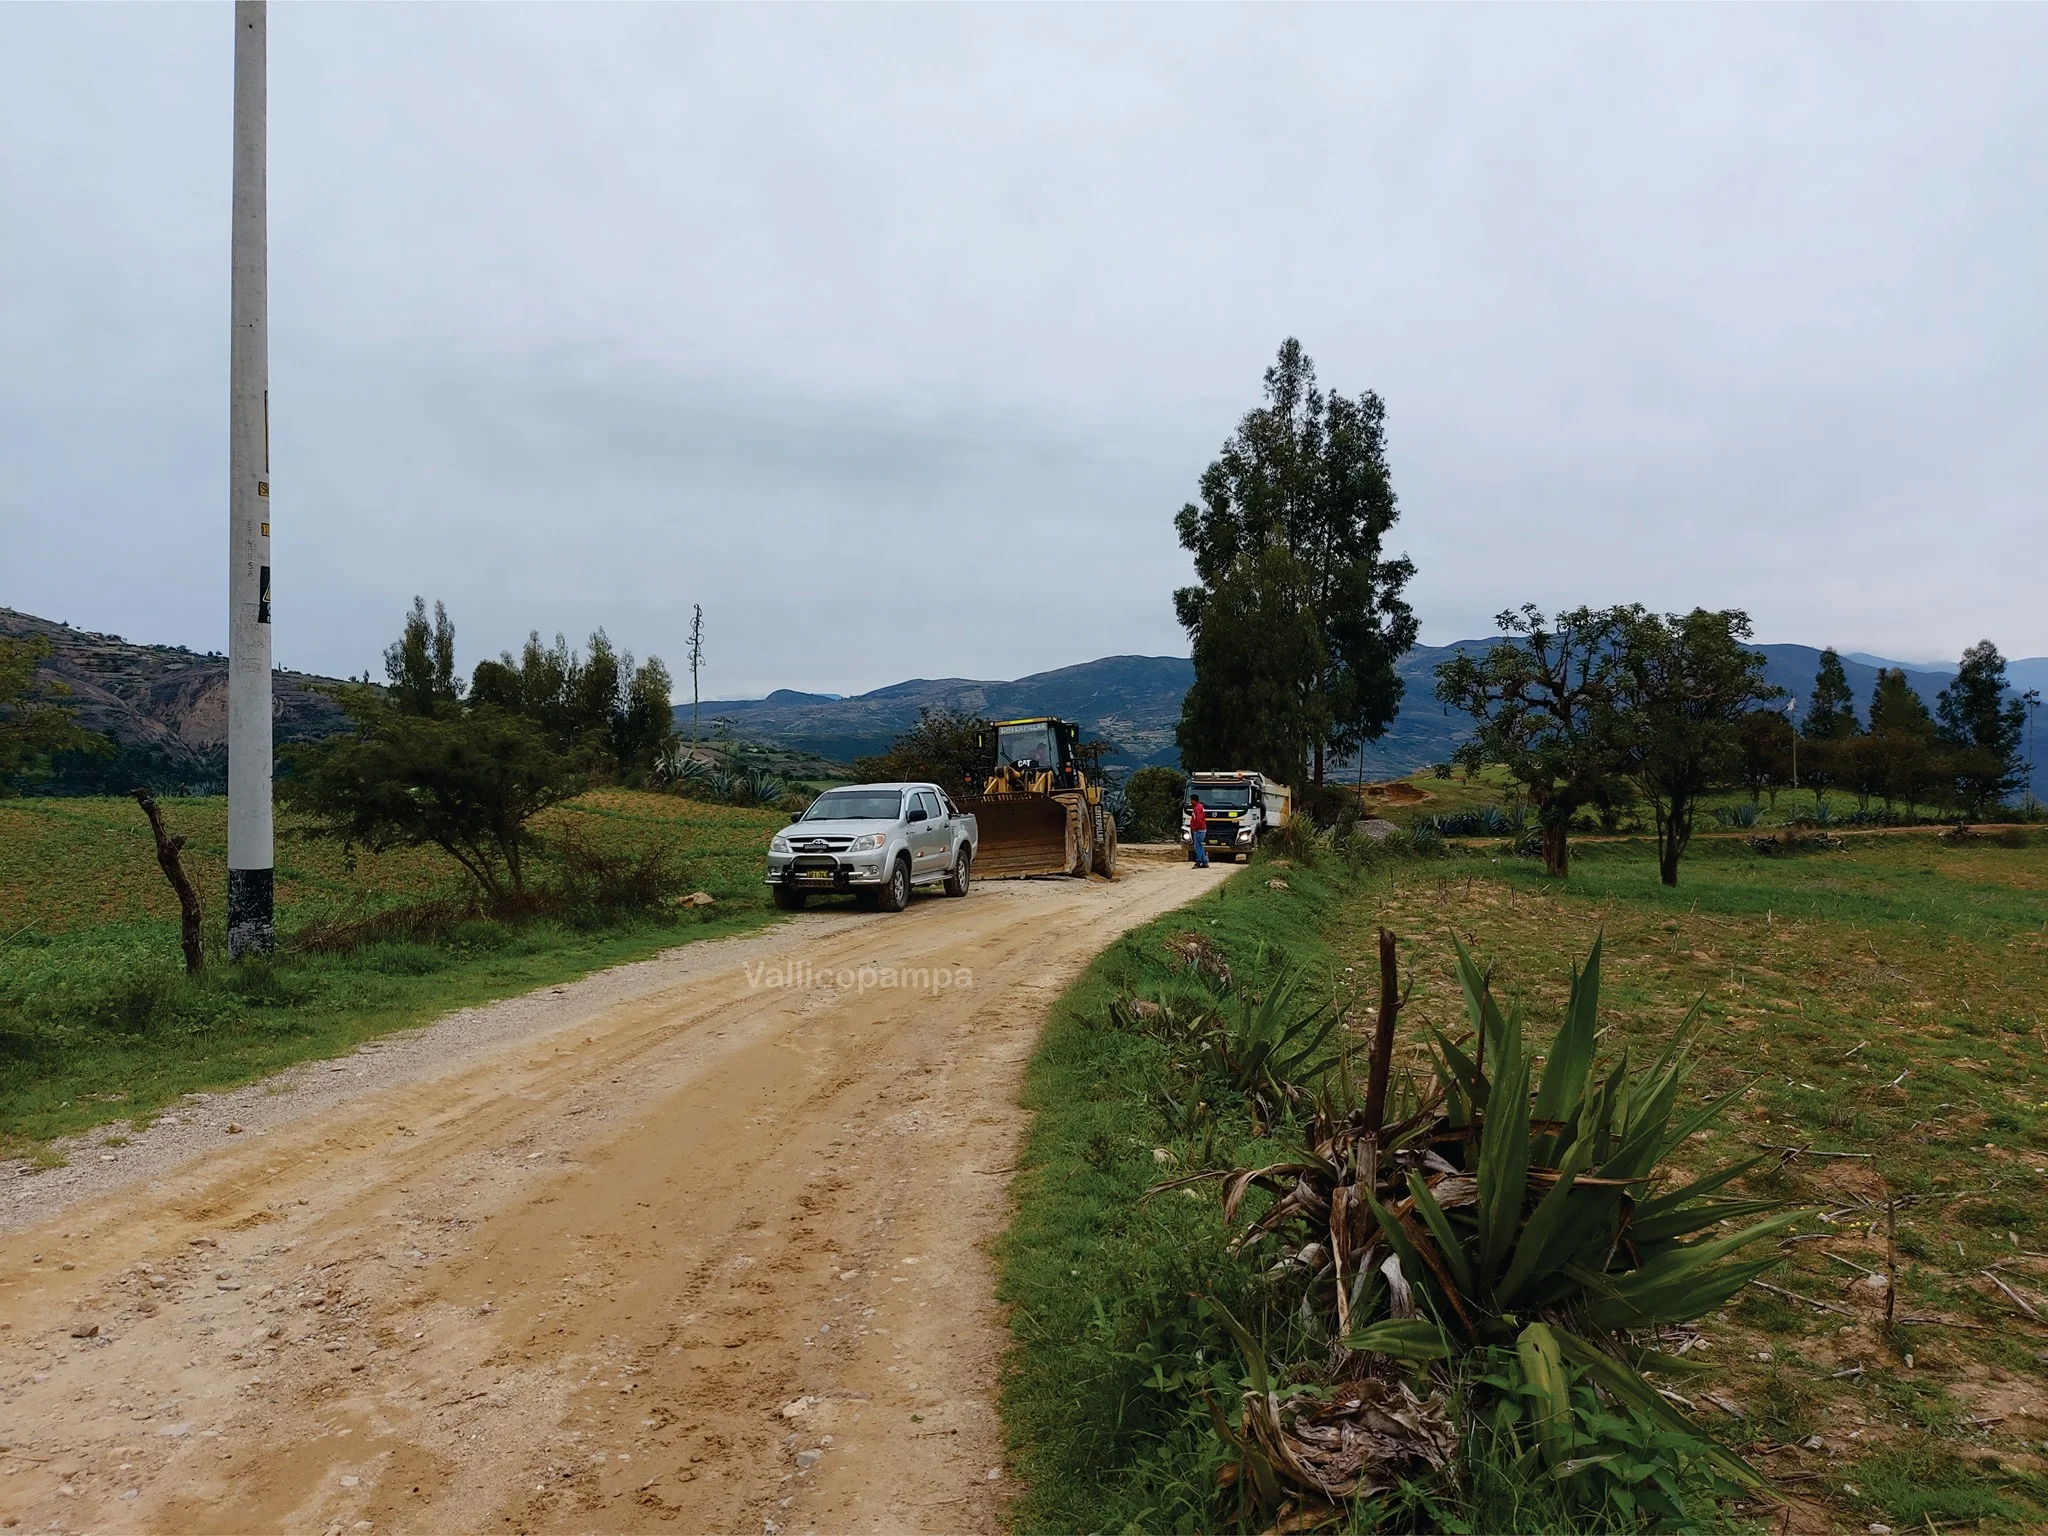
[1093,812,1118,878]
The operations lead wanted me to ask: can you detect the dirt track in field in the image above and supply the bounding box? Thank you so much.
[0,852,1222,1535]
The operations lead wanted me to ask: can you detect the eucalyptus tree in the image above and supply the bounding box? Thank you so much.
[1173,338,1418,785]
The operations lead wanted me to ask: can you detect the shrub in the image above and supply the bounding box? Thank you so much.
[1125,765,1189,842]
[543,831,691,922]
[1294,782,1359,830]
[288,896,479,955]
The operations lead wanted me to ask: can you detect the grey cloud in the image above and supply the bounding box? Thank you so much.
[3,3,2043,701]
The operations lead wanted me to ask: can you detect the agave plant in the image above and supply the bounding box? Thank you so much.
[1162,935,1790,1516]
[1101,781,1136,836]
[653,748,716,793]
[1121,940,1343,1127]
[741,765,787,805]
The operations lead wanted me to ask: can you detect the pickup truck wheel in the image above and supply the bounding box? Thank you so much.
[772,886,808,911]
[878,855,911,913]
[944,848,971,898]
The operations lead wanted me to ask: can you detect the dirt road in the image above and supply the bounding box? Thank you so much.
[0,854,1222,1535]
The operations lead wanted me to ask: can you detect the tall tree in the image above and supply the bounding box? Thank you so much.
[1611,608,1780,886]
[0,635,109,791]
[1797,648,1860,810]
[1936,640,2028,813]
[471,628,675,783]
[1173,339,1418,784]
[1176,537,1326,785]
[1854,669,1940,811]
[383,597,461,717]
[1870,668,1936,739]
[1736,707,1796,807]
[1803,649,1860,740]
[1434,606,1627,878]
[611,654,675,781]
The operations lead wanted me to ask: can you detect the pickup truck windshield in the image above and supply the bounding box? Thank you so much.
[1189,785,1254,810]
[801,790,903,822]
[996,723,1059,770]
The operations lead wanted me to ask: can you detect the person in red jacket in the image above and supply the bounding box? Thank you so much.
[1188,795,1209,868]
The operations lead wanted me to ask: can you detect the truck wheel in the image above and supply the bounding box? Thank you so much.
[944,848,972,898]
[878,855,911,913]
[772,886,807,911]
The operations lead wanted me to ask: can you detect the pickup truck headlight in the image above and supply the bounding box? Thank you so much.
[846,832,889,852]
[770,836,792,854]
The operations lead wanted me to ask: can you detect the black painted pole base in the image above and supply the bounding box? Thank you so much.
[227,866,275,959]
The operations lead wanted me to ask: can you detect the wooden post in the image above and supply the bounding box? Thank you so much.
[134,790,204,974]
[1363,927,1400,1137]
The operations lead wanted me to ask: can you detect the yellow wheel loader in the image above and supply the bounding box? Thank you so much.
[963,717,1118,879]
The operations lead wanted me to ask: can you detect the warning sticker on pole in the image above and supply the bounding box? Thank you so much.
[258,566,271,625]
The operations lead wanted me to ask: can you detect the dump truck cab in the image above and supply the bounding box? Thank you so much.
[1182,771,1291,862]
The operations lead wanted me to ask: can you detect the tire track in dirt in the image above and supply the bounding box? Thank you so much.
[0,855,1222,1534]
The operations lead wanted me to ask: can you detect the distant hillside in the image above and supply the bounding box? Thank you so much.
[1,608,350,794]
[8,604,2035,799]
[685,656,1198,770]
[682,639,2046,795]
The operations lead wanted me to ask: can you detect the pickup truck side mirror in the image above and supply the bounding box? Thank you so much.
[906,806,927,823]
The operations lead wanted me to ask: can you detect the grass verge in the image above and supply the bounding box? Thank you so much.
[998,855,1367,1533]
[0,790,787,1157]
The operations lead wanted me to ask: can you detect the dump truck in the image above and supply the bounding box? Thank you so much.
[1181,771,1291,861]
[963,717,1118,879]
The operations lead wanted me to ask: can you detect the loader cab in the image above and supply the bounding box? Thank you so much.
[981,718,1080,788]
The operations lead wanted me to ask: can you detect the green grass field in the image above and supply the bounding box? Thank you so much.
[1364,831,2048,1532]
[0,791,787,1157]
[1003,822,2048,1532]
[1359,760,2041,836]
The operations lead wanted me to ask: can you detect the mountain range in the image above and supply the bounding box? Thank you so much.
[684,642,2048,790]
[5,606,2039,797]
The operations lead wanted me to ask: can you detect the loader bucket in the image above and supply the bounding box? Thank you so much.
[967,794,1077,878]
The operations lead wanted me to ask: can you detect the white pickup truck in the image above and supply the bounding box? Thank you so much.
[765,782,978,913]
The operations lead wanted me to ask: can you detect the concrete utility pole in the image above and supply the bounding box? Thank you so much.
[227,0,274,958]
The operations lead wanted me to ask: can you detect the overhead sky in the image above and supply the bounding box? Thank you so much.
[4,5,2044,700]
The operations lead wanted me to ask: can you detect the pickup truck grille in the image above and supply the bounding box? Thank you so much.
[788,836,855,853]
